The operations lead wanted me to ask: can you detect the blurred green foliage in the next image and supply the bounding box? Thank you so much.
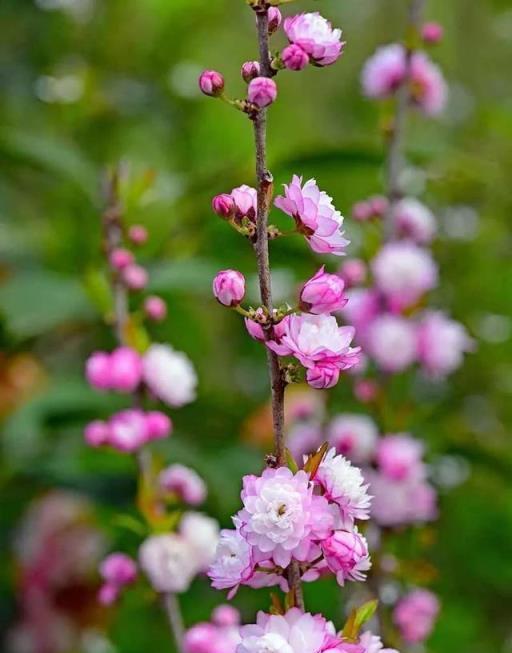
[1,0,512,652]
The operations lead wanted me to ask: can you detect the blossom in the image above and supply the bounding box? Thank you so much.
[376,434,425,482]
[282,44,310,71]
[109,247,134,269]
[144,295,167,321]
[213,270,246,307]
[410,52,447,116]
[139,533,196,593]
[300,266,347,314]
[109,346,143,393]
[417,311,474,377]
[340,289,381,339]
[393,589,440,644]
[283,13,344,67]
[84,420,110,447]
[143,344,197,407]
[212,193,236,218]
[231,185,258,221]
[371,241,438,310]
[184,621,240,653]
[359,631,399,653]
[238,608,345,653]
[160,464,207,505]
[321,529,371,586]
[122,263,148,290]
[85,351,111,390]
[244,314,290,344]
[241,61,261,83]
[267,314,361,388]
[327,414,378,464]
[145,410,172,441]
[208,529,255,595]
[391,198,437,244]
[275,176,349,256]
[339,259,367,288]
[180,512,220,572]
[212,605,241,627]
[98,552,137,605]
[361,44,407,99]
[199,70,225,97]
[108,409,149,453]
[128,224,148,245]
[366,314,417,373]
[421,22,444,45]
[248,77,278,108]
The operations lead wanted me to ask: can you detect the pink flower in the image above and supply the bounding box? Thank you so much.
[376,434,425,481]
[275,176,349,256]
[84,420,110,447]
[267,314,361,386]
[352,201,373,222]
[244,314,290,344]
[361,44,407,98]
[145,410,172,441]
[85,351,111,390]
[410,52,447,115]
[159,464,207,505]
[128,224,148,245]
[371,241,438,310]
[327,414,378,464]
[339,259,367,287]
[213,269,246,307]
[143,344,197,407]
[241,61,261,83]
[315,448,372,526]
[366,314,417,373]
[306,364,341,390]
[393,589,440,644]
[283,13,344,67]
[212,193,236,218]
[238,608,344,653]
[144,295,167,321]
[321,529,371,586]
[199,70,225,97]
[417,311,473,377]
[300,266,347,315]
[109,346,143,393]
[282,44,310,71]
[99,552,137,586]
[391,197,437,244]
[248,77,278,108]
[421,22,444,45]
[108,409,149,453]
[208,529,255,595]
[109,248,134,270]
[341,289,381,339]
[231,185,258,221]
[122,263,148,290]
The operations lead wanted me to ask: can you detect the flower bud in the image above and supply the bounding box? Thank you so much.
[128,224,148,245]
[339,259,367,287]
[198,70,225,97]
[212,193,235,219]
[248,77,278,108]
[85,351,111,390]
[300,266,347,314]
[110,248,134,270]
[98,582,119,606]
[267,7,282,34]
[109,346,143,392]
[212,269,246,307]
[144,295,167,322]
[321,529,371,586]
[100,553,138,586]
[159,464,207,506]
[282,44,310,71]
[145,410,173,441]
[241,60,261,83]
[421,22,444,45]
[211,604,240,627]
[84,420,110,447]
[122,263,148,290]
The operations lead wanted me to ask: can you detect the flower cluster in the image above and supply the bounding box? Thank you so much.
[209,449,371,596]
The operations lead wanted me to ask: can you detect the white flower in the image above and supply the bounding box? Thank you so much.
[143,344,197,407]
[139,534,196,593]
[180,512,220,572]
[208,529,254,593]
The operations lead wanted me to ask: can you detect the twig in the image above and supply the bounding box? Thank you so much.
[163,593,185,653]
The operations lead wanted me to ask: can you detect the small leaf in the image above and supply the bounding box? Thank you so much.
[285,448,299,473]
[303,442,328,477]
[342,600,379,641]
[123,317,151,353]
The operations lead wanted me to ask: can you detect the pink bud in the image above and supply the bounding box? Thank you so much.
[108,409,149,453]
[282,44,310,71]
[110,248,134,270]
[212,193,235,219]
[109,346,143,393]
[248,77,278,108]
[100,553,138,586]
[212,604,240,627]
[128,224,148,245]
[85,351,112,390]
[369,195,389,217]
[241,60,261,83]
[352,201,373,222]
[300,266,347,314]
[321,529,370,586]
[307,365,340,390]
[184,624,218,653]
[98,582,119,606]
[267,7,282,34]
[122,264,148,290]
[144,295,167,322]
[421,22,444,45]
[84,420,110,447]
[212,269,246,307]
[339,259,367,288]
[145,410,173,441]
[198,70,225,97]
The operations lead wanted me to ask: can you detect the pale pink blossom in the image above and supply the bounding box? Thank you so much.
[122,263,148,290]
[283,12,344,67]
[212,605,241,627]
[340,289,381,337]
[327,414,378,464]
[393,589,440,644]
[241,61,261,83]
[361,44,407,99]
[417,311,474,377]
[231,184,258,221]
[366,314,417,373]
[84,420,110,447]
[315,448,372,525]
[339,259,367,288]
[275,176,349,255]
[376,434,425,482]
[410,52,447,115]
[108,409,148,453]
[160,464,207,505]
[372,241,438,310]
[144,295,167,321]
[180,512,220,572]
[321,529,371,586]
[213,269,246,307]
[359,631,399,653]
[248,77,278,108]
[143,344,197,407]
[245,314,290,344]
[139,533,196,593]
[300,266,347,314]
[208,529,255,595]
[391,198,437,244]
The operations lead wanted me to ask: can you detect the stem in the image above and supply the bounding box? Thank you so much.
[163,593,185,653]
[384,0,426,239]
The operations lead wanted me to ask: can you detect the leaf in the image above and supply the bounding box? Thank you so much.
[342,600,379,641]
[285,448,299,473]
[303,442,328,477]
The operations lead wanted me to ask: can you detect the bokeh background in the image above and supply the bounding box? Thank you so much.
[1,0,512,652]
